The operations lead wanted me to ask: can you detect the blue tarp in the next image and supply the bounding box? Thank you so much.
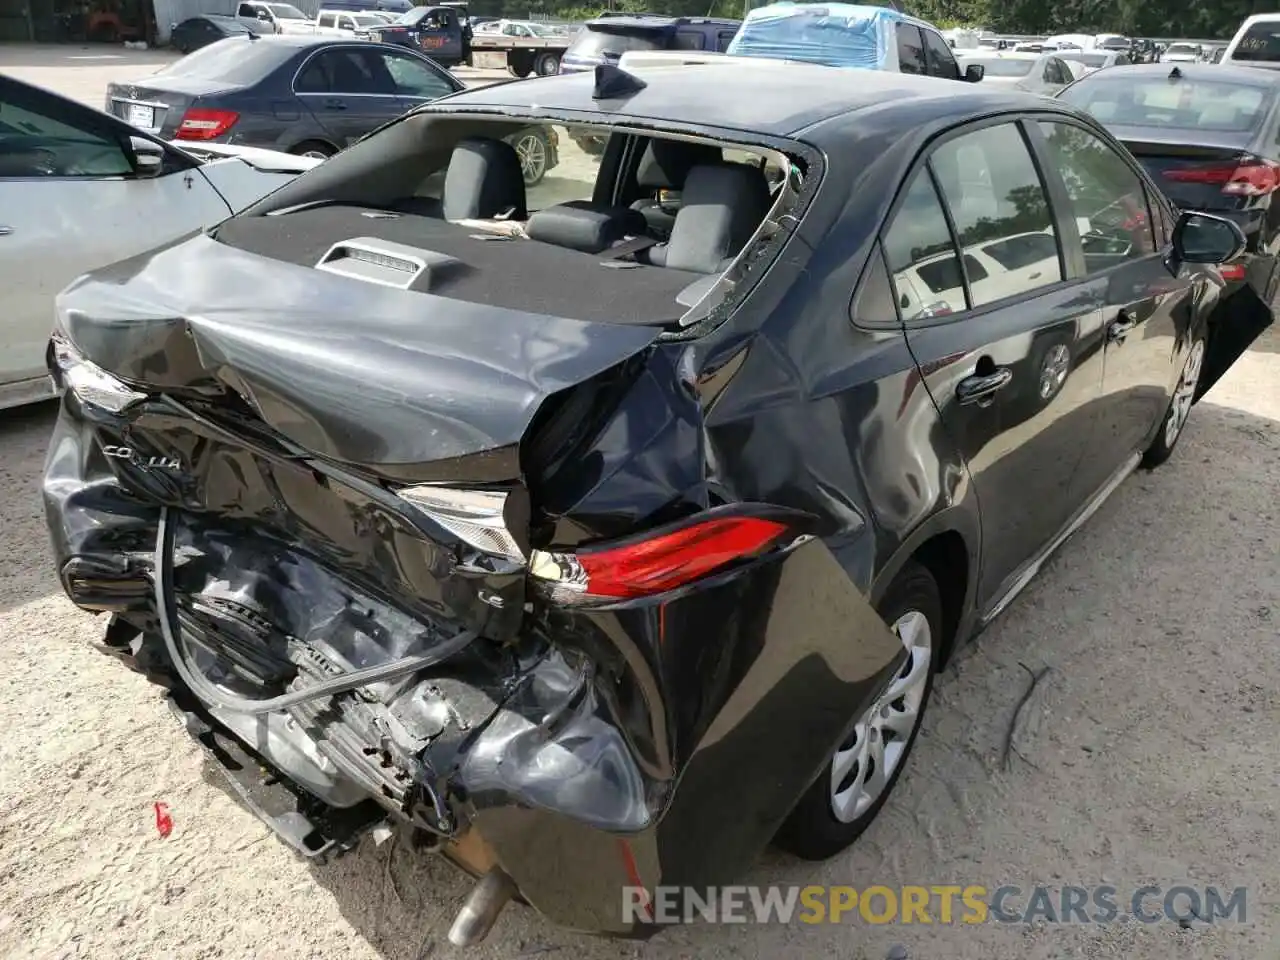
[726,2,901,70]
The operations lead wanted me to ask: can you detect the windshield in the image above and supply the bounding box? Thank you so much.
[965,57,1034,77]
[1166,43,1199,55]
[267,3,306,18]
[1059,51,1107,66]
[567,25,666,59]
[1060,76,1271,133]
[1233,23,1280,62]
[153,37,293,83]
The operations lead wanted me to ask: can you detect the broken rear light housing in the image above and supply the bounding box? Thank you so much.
[530,507,812,604]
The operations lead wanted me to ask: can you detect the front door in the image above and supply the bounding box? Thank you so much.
[888,120,1107,611]
[294,47,405,149]
[0,83,230,396]
[1033,119,1199,500]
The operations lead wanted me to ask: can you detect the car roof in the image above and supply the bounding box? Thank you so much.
[584,14,739,29]
[437,60,1060,137]
[1088,61,1280,85]
[961,51,1041,60]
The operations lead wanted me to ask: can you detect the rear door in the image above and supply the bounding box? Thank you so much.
[0,85,230,394]
[1033,119,1199,498]
[293,46,403,148]
[887,118,1106,611]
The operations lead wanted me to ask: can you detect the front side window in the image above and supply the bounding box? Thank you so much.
[883,170,966,320]
[896,23,925,74]
[923,28,960,79]
[930,122,1063,307]
[0,88,131,178]
[1037,121,1156,272]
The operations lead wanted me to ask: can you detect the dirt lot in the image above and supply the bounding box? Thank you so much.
[3,44,1280,960]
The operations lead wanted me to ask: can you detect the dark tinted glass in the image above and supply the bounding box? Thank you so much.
[1234,23,1280,62]
[923,28,959,79]
[155,36,294,83]
[884,171,966,319]
[896,23,925,74]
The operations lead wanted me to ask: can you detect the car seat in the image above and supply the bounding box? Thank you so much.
[630,138,723,238]
[442,137,528,221]
[646,162,772,274]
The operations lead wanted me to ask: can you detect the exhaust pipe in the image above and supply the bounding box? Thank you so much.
[448,867,517,947]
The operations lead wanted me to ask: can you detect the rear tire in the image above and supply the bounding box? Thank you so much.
[533,52,560,76]
[1142,334,1206,469]
[776,562,941,861]
[289,139,337,160]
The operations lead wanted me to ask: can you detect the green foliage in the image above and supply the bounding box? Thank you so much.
[490,0,1254,40]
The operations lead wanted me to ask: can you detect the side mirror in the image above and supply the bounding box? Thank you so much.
[129,136,165,178]
[1171,211,1246,265]
[964,63,985,82]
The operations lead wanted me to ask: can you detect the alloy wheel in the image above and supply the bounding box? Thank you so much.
[1039,343,1071,400]
[829,609,932,823]
[515,133,547,185]
[1164,339,1205,448]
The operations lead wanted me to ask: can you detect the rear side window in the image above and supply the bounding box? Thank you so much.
[896,23,925,74]
[883,170,966,320]
[673,29,705,50]
[1233,22,1280,62]
[922,28,960,79]
[318,13,335,26]
[929,122,1063,307]
[238,3,255,16]
[850,243,898,326]
[717,29,737,52]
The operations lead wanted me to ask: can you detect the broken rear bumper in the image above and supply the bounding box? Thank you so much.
[44,403,906,935]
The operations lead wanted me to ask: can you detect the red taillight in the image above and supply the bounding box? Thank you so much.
[575,515,794,599]
[1221,263,1246,281]
[1164,157,1280,196]
[174,107,239,141]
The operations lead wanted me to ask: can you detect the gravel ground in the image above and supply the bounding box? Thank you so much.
[3,45,1280,960]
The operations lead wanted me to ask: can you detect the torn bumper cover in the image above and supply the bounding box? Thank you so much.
[42,242,905,935]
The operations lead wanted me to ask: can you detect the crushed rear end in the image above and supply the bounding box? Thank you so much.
[42,212,904,939]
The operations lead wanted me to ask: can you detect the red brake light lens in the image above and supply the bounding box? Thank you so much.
[1163,158,1279,196]
[575,516,793,599]
[175,107,239,141]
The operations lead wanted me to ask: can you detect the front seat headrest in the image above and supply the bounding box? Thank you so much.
[442,137,527,222]
[636,138,724,189]
[661,163,771,274]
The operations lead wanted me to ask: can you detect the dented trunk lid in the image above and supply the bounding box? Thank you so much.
[54,232,661,639]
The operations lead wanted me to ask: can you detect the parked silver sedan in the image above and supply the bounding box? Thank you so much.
[958,51,1075,95]
[0,76,316,411]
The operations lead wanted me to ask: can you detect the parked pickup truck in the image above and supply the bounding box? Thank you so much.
[467,19,573,76]
[314,8,391,37]
[235,1,317,35]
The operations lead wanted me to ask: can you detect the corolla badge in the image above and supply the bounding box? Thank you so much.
[103,445,182,470]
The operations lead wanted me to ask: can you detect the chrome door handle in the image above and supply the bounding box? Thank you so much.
[0,226,12,236]
[956,367,1013,406]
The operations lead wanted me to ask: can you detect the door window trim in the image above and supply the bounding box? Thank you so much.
[870,111,1080,329]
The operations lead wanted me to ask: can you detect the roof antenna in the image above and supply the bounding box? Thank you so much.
[592,64,647,100]
[1168,65,1182,79]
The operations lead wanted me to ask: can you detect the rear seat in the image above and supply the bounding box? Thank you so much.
[441,137,527,222]
[646,163,772,274]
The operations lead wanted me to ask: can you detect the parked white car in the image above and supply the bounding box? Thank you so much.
[894,231,1063,320]
[235,1,317,35]
[958,52,1075,95]
[1162,42,1203,63]
[0,76,317,411]
[314,9,389,38]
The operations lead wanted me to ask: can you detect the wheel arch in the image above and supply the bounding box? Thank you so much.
[870,508,980,668]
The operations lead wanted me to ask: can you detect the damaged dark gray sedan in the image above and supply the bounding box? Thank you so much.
[43,59,1253,943]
